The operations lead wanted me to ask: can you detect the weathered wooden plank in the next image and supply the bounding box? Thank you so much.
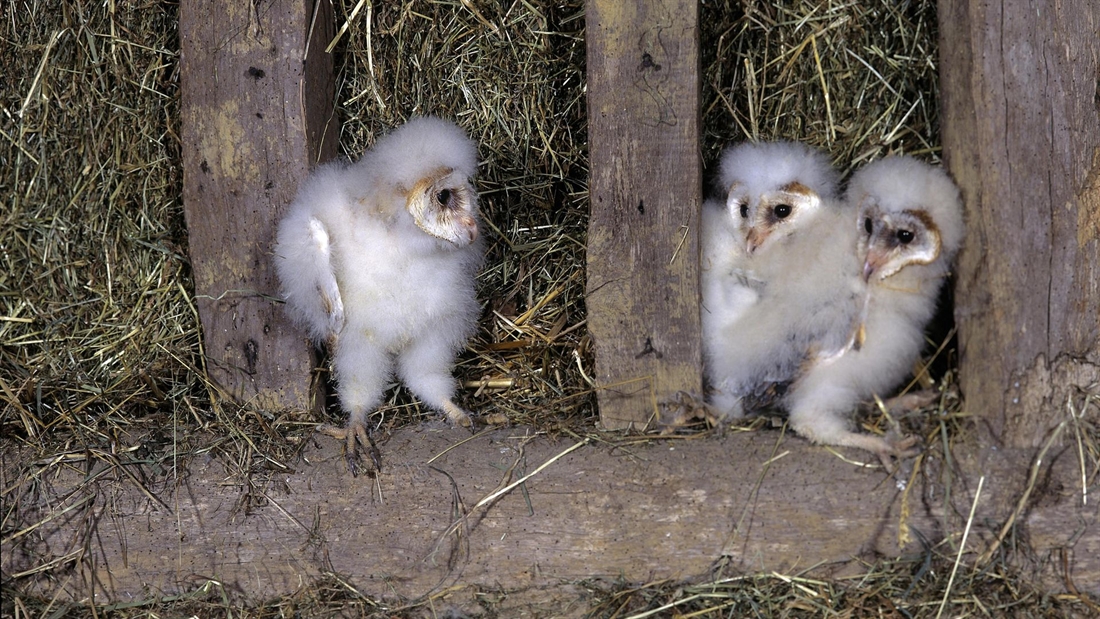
[5,429,1097,606]
[939,0,1100,447]
[180,0,337,411]
[585,1,703,429]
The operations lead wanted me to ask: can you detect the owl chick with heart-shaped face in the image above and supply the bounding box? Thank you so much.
[782,155,965,464]
[701,141,842,419]
[274,116,483,475]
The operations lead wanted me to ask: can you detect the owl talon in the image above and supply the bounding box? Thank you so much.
[345,430,362,476]
[350,422,382,475]
[442,400,473,430]
[872,433,922,470]
[318,421,382,476]
[657,390,716,434]
[884,390,940,414]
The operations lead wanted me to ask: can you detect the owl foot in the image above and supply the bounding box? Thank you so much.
[883,390,940,414]
[799,424,923,471]
[865,432,922,470]
[442,400,475,432]
[658,391,716,434]
[317,421,382,477]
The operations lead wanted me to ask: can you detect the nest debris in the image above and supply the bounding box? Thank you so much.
[2,0,1097,616]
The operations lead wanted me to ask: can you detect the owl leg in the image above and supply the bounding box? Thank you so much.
[706,385,747,425]
[788,406,921,469]
[320,337,391,476]
[317,410,381,477]
[703,341,750,426]
[883,389,940,414]
[396,336,472,428]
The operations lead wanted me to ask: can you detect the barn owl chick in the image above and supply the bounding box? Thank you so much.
[274,116,483,475]
[783,155,964,465]
[701,141,841,419]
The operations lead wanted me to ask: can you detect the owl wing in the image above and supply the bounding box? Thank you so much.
[737,206,865,414]
[274,166,349,346]
[307,218,345,344]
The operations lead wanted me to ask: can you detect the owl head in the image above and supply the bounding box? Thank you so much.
[357,116,480,246]
[848,156,965,282]
[716,140,840,255]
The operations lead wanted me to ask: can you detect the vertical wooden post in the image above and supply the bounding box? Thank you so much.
[585,2,702,429]
[180,0,337,410]
[939,0,1100,447]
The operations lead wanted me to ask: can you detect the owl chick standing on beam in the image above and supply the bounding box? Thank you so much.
[274,117,483,476]
[701,141,843,420]
[782,156,965,465]
[701,144,964,467]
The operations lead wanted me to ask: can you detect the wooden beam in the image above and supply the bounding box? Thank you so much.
[5,430,1097,605]
[180,0,337,411]
[585,1,703,429]
[938,0,1100,447]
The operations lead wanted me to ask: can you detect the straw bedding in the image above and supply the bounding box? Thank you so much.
[1,0,1095,616]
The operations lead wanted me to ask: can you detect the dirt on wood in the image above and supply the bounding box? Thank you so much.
[3,424,1097,615]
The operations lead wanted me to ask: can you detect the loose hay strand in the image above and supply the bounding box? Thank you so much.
[976,421,1068,567]
[469,436,588,512]
[936,474,984,619]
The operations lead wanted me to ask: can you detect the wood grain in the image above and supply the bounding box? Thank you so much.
[180,0,337,411]
[4,427,1096,606]
[939,0,1100,447]
[585,0,703,430]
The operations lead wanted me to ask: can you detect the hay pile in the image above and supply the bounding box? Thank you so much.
[3,0,1093,616]
[1,2,194,448]
[701,0,942,169]
[0,0,943,451]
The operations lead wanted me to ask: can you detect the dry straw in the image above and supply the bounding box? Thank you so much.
[2,0,1097,616]
[0,0,944,457]
[2,2,199,448]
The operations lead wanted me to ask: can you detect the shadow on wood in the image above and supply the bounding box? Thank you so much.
[3,425,1096,606]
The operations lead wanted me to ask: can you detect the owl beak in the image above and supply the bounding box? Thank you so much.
[862,248,889,282]
[460,214,479,243]
[745,228,766,254]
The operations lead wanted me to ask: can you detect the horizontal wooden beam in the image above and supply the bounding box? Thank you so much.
[4,428,1096,607]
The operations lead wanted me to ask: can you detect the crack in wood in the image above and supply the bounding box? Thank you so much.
[634,336,663,359]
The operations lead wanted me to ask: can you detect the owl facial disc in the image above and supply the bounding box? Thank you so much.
[405,167,479,245]
[859,206,941,281]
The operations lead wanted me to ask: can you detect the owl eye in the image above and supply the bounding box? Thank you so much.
[774,204,792,219]
[739,204,749,218]
[897,229,914,244]
[863,217,873,234]
[436,188,452,207]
